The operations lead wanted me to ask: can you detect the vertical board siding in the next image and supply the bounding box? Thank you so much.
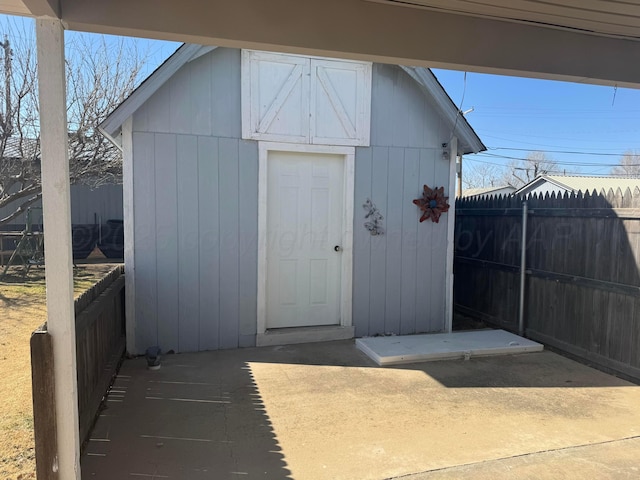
[131,51,453,350]
[353,146,452,337]
[134,47,241,139]
[132,132,258,353]
[218,138,241,349]
[430,147,451,332]
[154,134,179,350]
[131,47,255,353]
[368,147,389,335]
[238,140,259,346]
[197,137,221,351]
[415,149,435,333]
[177,135,200,352]
[353,148,373,337]
[211,49,242,139]
[400,149,419,334]
[369,65,395,147]
[351,63,453,337]
[384,147,404,334]
[132,132,158,351]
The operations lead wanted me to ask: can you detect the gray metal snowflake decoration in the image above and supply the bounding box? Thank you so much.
[363,198,384,236]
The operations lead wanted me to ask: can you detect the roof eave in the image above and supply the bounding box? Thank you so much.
[400,66,486,155]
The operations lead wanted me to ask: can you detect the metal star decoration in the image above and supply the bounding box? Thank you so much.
[413,185,450,223]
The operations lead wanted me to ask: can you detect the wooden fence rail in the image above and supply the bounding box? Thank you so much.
[31,265,125,478]
[455,188,640,381]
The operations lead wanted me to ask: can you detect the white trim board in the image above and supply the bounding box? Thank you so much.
[444,136,458,333]
[257,141,355,345]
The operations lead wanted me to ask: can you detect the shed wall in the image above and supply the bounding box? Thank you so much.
[130,49,453,352]
[353,64,452,336]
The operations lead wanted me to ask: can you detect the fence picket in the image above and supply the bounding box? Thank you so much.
[454,191,640,381]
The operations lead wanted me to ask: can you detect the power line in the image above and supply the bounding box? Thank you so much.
[466,154,640,169]
[487,146,630,157]
[477,134,640,150]
[475,152,637,167]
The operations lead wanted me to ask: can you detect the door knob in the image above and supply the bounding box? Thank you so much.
[334,245,342,252]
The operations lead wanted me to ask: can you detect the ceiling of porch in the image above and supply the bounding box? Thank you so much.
[4,0,640,87]
[371,1,640,40]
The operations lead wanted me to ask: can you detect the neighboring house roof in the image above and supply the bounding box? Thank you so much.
[460,185,516,198]
[99,45,486,155]
[0,135,120,164]
[516,174,640,196]
[1,137,40,160]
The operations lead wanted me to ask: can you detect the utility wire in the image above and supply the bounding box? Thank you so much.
[475,152,640,167]
[487,146,632,157]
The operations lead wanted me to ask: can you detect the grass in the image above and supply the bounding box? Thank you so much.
[0,263,120,480]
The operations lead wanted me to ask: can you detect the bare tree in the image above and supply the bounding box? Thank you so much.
[462,161,504,189]
[501,151,561,188]
[0,21,147,226]
[611,151,640,177]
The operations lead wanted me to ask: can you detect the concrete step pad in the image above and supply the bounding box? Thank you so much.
[356,329,543,366]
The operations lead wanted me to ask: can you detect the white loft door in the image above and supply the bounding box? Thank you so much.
[266,151,344,328]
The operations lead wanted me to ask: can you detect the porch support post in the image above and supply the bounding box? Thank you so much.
[444,136,458,333]
[36,17,81,479]
[122,117,137,354]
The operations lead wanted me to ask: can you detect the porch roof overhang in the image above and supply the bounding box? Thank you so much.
[7,0,640,88]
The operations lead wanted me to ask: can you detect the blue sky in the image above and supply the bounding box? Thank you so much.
[433,69,640,177]
[2,14,639,178]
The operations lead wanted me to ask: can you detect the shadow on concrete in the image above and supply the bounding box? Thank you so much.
[239,340,633,389]
[81,351,292,479]
[81,340,638,479]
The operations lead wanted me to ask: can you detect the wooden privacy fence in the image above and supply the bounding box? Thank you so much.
[454,188,640,381]
[31,265,125,479]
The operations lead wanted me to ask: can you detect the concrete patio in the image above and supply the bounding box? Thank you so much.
[81,340,640,479]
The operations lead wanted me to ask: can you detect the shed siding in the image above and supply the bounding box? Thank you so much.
[130,50,454,352]
[132,48,241,138]
[131,132,258,353]
[352,63,452,337]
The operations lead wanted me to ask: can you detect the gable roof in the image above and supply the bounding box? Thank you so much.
[99,45,485,155]
[400,67,484,155]
[516,174,640,196]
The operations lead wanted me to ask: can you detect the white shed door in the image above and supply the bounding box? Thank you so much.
[244,51,310,143]
[310,59,371,146]
[243,50,371,146]
[266,151,344,329]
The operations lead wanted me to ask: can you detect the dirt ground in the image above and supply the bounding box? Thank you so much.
[0,263,120,480]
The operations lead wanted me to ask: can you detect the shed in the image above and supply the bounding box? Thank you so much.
[101,45,485,354]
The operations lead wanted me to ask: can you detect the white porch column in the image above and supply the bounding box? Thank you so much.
[36,18,81,479]
[444,136,458,333]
